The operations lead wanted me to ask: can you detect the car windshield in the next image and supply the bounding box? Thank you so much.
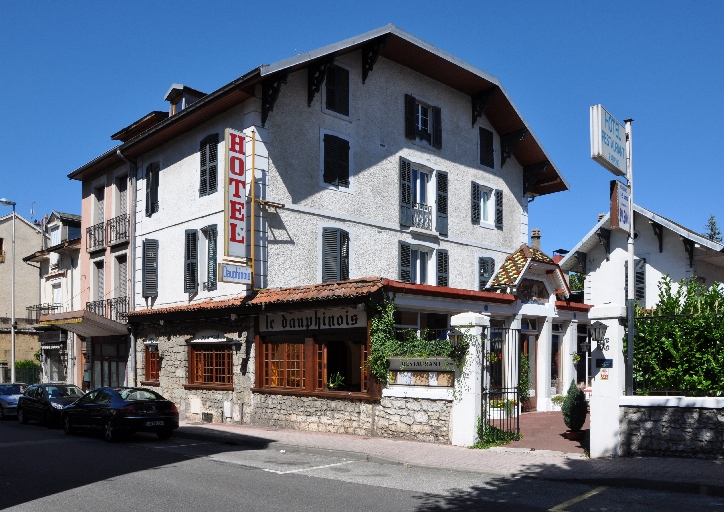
[117,389,163,401]
[46,386,84,398]
[0,385,22,395]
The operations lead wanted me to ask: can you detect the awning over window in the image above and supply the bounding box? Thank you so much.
[39,310,128,337]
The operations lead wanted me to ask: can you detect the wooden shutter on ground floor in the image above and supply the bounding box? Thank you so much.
[142,239,159,297]
[437,250,449,287]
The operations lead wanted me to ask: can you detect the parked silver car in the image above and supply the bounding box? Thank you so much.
[0,384,25,419]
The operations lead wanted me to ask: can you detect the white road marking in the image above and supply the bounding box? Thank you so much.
[548,486,608,511]
[152,442,212,449]
[263,460,356,475]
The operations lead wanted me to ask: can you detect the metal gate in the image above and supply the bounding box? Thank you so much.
[482,327,521,439]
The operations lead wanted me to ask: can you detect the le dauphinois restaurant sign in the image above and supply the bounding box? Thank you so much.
[260,308,368,333]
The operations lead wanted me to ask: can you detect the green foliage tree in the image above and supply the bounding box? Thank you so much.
[562,380,587,432]
[632,276,724,396]
[703,214,723,243]
[569,272,585,291]
[519,354,531,404]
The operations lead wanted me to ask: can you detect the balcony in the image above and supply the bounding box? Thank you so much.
[107,214,130,246]
[27,303,62,323]
[86,222,105,252]
[412,203,433,231]
[86,296,129,324]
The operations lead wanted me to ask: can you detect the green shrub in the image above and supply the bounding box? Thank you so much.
[472,414,520,449]
[562,380,587,432]
[15,360,39,369]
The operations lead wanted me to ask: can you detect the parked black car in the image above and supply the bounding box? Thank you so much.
[62,387,179,442]
[17,384,84,427]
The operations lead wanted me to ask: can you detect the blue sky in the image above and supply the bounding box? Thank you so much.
[1,2,722,255]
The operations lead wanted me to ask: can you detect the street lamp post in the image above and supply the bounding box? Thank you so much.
[0,199,16,383]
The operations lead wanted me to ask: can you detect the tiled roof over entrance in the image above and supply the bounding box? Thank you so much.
[248,278,384,307]
[490,244,555,287]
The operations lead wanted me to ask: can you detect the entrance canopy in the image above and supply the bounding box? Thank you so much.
[39,310,128,337]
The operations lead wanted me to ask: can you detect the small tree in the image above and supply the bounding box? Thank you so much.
[569,272,585,291]
[519,354,531,409]
[562,380,587,432]
[703,214,722,243]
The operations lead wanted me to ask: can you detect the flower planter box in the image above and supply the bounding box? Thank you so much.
[488,404,520,419]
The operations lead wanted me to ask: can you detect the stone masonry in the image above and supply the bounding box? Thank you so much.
[620,406,724,459]
[251,394,452,444]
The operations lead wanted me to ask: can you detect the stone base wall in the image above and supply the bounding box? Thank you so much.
[620,406,724,459]
[251,393,452,444]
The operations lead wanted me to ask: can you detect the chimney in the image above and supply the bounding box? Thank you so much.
[531,228,541,250]
[598,213,606,222]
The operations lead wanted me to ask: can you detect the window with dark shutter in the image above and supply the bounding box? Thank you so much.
[432,106,442,149]
[204,224,218,291]
[399,158,412,226]
[479,257,495,290]
[436,171,448,235]
[624,258,646,304]
[145,163,159,217]
[479,127,494,168]
[184,229,198,294]
[399,241,411,283]
[322,134,350,188]
[437,250,449,287]
[199,134,219,197]
[404,94,416,140]
[471,182,481,223]
[494,189,504,228]
[322,228,350,282]
[325,65,349,117]
[142,239,159,298]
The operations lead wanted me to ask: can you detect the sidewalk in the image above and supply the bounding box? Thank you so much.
[175,420,724,497]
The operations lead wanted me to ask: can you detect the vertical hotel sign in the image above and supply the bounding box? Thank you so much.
[224,128,247,258]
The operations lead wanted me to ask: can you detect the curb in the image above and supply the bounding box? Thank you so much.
[174,426,724,497]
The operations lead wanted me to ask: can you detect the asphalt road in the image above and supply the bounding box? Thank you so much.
[0,418,722,511]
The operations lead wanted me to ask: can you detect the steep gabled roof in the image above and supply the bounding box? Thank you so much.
[68,25,568,196]
[490,244,570,298]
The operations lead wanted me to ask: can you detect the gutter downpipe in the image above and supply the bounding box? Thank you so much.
[118,149,137,386]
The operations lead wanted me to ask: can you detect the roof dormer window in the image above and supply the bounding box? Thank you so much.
[164,84,207,116]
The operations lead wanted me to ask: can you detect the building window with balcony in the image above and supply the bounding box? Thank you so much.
[399,242,435,285]
[87,185,106,252]
[399,158,447,234]
[404,94,442,149]
[187,344,233,389]
[472,181,503,229]
[320,130,351,191]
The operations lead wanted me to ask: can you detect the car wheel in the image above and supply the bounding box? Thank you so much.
[103,419,117,443]
[156,429,173,440]
[63,415,75,435]
[44,411,54,429]
[17,408,27,424]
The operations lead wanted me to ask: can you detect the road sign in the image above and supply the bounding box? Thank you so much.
[590,104,627,177]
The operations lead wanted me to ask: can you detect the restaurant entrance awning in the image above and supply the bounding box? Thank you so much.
[39,310,128,337]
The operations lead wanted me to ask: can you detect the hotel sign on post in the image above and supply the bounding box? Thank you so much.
[610,180,631,234]
[224,128,248,259]
[590,104,627,177]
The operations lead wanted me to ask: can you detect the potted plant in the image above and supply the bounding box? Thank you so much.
[326,372,345,391]
[551,394,565,411]
[561,380,587,440]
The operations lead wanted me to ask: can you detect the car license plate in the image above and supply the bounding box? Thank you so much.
[145,421,164,426]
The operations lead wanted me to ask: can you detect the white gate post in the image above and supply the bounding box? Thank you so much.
[450,312,489,446]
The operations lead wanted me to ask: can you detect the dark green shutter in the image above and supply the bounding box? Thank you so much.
[199,134,219,196]
[479,127,494,168]
[479,257,495,290]
[338,137,350,188]
[206,225,218,291]
[145,164,154,217]
[323,134,338,186]
[436,249,449,287]
[184,229,198,294]
[495,189,503,228]
[399,241,411,283]
[322,228,339,282]
[436,171,448,235]
[625,259,646,304]
[432,106,442,149]
[340,229,350,280]
[326,65,349,117]
[326,65,338,112]
[404,94,416,140]
[142,239,159,297]
[399,158,412,226]
[199,143,208,196]
[471,182,481,223]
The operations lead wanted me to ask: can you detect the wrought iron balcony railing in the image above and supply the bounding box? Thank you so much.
[412,202,433,231]
[26,303,62,323]
[86,222,105,252]
[86,296,129,324]
[107,214,130,245]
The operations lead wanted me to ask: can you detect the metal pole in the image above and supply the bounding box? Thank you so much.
[625,119,635,396]
[10,206,16,384]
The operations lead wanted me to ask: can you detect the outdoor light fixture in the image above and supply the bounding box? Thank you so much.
[144,339,159,353]
[229,337,243,351]
[447,328,465,348]
[579,340,591,352]
[588,321,608,342]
